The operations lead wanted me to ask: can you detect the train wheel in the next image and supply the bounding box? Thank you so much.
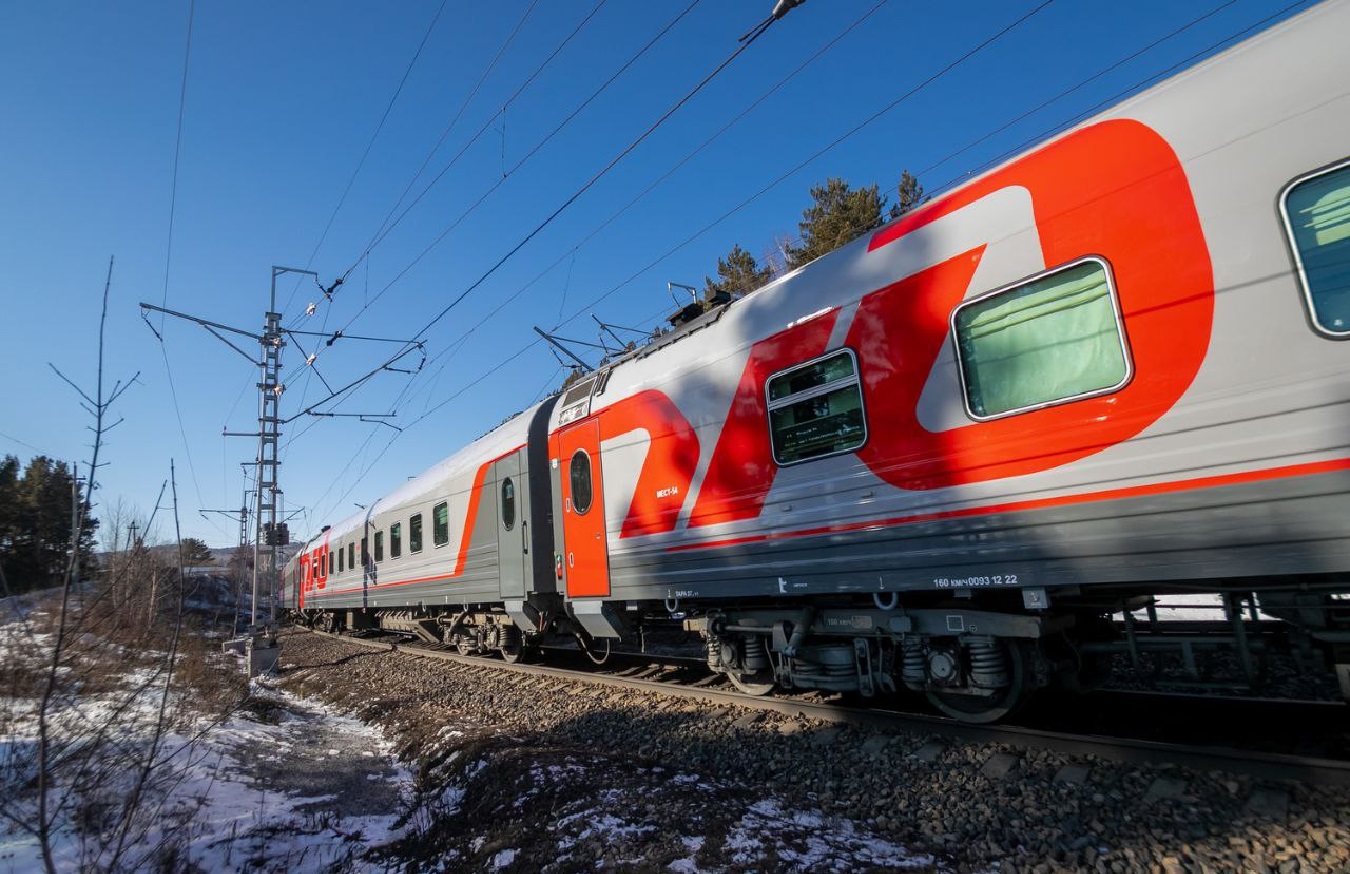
[726,671,775,696]
[454,632,477,656]
[926,639,1032,724]
[499,626,527,664]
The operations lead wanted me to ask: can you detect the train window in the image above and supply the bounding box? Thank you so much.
[360,537,368,565]
[390,522,402,558]
[501,477,515,530]
[433,501,449,547]
[1281,161,1350,336]
[337,544,344,574]
[374,531,384,562]
[766,349,867,465]
[570,450,593,514]
[320,553,326,578]
[348,542,354,570]
[410,514,423,553]
[952,257,1130,420]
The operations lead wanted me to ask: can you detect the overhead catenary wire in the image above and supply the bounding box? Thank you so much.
[354,0,546,273]
[344,0,613,282]
[396,5,788,350]
[282,0,615,427]
[278,0,546,427]
[904,0,1245,191]
[300,0,1296,528]
[374,0,891,421]
[288,2,787,479]
[301,0,1052,523]
[922,0,1314,200]
[549,0,1058,331]
[150,0,208,513]
[322,0,703,348]
[282,0,453,320]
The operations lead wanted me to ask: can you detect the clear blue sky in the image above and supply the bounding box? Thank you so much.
[0,0,1315,549]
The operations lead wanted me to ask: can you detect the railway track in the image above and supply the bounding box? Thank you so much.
[299,627,1350,786]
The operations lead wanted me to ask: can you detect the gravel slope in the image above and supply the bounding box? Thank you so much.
[273,629,1350,873]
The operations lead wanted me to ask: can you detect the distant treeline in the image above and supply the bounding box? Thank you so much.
[0,455,97,593]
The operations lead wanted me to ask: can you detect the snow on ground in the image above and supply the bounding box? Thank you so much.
[0,610,413,874]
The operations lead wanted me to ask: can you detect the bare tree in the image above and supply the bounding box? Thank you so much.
[0,259,247,871]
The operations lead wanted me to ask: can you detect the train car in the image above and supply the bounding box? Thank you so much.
[289,1,1350,722]
[284,398,563,661]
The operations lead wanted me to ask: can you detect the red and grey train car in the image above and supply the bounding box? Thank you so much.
[287,1,1350,722]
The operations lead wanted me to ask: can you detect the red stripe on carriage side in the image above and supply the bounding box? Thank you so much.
[318,442,524,595]
[663,457,1350,554]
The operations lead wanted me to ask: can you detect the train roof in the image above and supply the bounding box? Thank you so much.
[301,400,544,548]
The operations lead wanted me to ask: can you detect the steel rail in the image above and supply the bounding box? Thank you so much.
[296,628,1350,786]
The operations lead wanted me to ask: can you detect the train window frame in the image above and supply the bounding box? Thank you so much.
[410,514,423,554]
[950,255,1133,421]
[570,449,594,515]
[374,530,384,562]
[320,553,326,578]
[501,477,516,531]
[764,348,868,467]
[337,543,344,574]
[433,501,449,547]
[390,522,402,559]
[1279,158,1350,338]
[348,542,355,570]
[360,536,368,565]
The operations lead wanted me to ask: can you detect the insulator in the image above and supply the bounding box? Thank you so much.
[743,636,769,671]
[901,639,926,690]
[967,639,1010,689]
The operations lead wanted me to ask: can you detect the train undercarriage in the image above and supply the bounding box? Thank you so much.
[291,580,1350,724]
[691,581,1350,722]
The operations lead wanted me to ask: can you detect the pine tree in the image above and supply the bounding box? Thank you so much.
[889,169,927,219]
[0,455,96,591]
[786,177,889,270]
[180,538,215,566]
[703,244,772,300]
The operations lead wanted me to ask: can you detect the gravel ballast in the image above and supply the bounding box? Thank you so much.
[272,629,1350,873]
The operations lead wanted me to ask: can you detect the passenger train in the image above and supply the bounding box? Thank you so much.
[285,1,1350,722]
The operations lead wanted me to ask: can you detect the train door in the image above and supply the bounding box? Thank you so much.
[553,420,610,598]
[495,451,529,599]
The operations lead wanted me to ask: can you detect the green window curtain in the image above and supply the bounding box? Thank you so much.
[956,261,1128,417]
[434,502,449,545]
[766,351,866,464]
[1286,167,1350,333]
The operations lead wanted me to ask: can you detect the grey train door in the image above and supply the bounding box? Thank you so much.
[495,451,528,599]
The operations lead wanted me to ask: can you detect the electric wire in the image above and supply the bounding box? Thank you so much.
[378,0,890,421]
[151,0,208,514]
[550,0,1058,330]
[358,0,544,266]
[283,2,776,455]
[401,6,784,347]
[905,0,1244,190]
[345,0,612,279]
[158,0,194,323]
[282,0,613,426]
[280,0,452,320]
[301,0,1046,522]
[317,0,701,355]
[299,0,1302,527]
[924,0,1314,200]
[279,0,545,424]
